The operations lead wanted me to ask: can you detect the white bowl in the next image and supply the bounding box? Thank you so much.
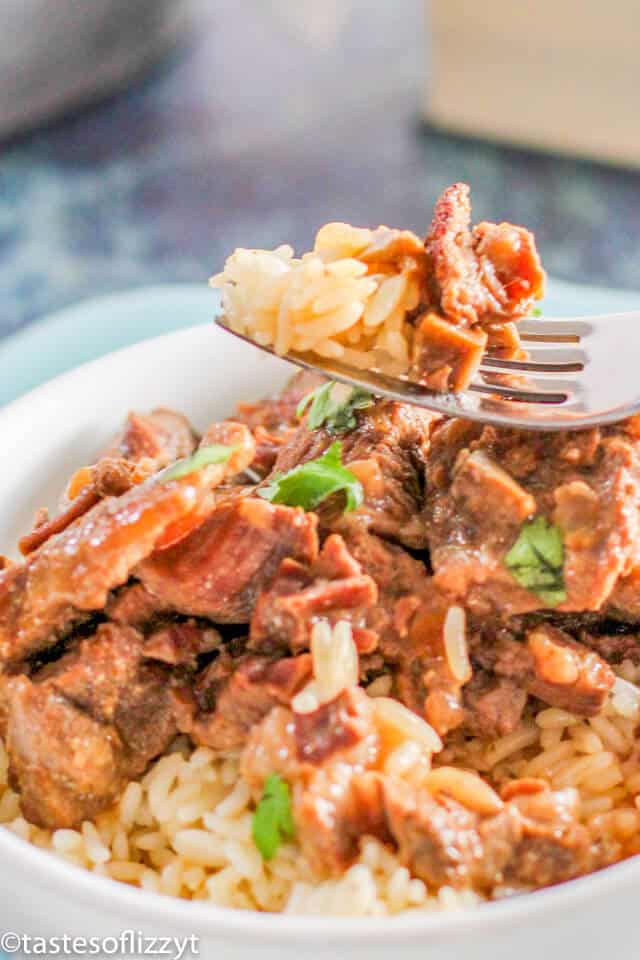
[0,322,637,958]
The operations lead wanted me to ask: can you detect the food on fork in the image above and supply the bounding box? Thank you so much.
[211,183,545,391]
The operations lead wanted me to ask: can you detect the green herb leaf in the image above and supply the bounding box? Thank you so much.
[296,381,336,430]
[327,386,374,435]
[532,307,543,317]
[296,381,373,435]
[505,515,566,606]
[257,441,363,513]
[252,774,295,860]
[161,444,233,482]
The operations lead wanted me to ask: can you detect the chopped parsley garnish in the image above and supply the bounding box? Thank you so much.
[252,774,295,861]
[296,381,373,435]
[161,444,233,482]
[257,441,363,513]
[504,515,566,606]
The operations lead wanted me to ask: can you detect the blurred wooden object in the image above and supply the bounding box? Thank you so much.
[426,0,640,167]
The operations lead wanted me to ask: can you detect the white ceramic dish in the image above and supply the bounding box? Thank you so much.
[0,321,639,958]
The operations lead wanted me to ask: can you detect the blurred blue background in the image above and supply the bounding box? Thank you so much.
[1,0,640,340]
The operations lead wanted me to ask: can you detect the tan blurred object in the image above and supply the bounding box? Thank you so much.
[426,0,640,167]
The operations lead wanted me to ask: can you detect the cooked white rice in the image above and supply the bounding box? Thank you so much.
[210,223,426,373]
[2,621,640,916]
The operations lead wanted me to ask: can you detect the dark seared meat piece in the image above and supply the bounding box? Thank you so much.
[4,623,178,828]
[382,777,519,889]
[463,672,528,738]
[175,652,312,752]
[249,534,378,656]
[424,182,546,329]
[271,398,438,550]
[526,625,615,715]
[504,786,594,888]
[106,582,170,628]
[0,470,221,666]
[424,419,640,616]
[469,625,614,723]
[141,621,221,668]
[580,629,640,664]
[137,498,318,623]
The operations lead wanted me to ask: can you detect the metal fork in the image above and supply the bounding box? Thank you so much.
[215,312,639,431]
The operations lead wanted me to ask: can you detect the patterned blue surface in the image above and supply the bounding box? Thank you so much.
[2,1,640,344]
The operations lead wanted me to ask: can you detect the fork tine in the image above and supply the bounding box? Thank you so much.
[469,380,571,404]
[481,348,585,373]
[517,319,592,342]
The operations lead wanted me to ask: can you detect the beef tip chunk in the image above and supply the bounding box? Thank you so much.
[6,679,124,828]
[338,524,468,736]
[102,408,198,466]
[242,687,383,873]
[505,787,593,888]
[424,183,545,329]
[463,672,528,738]
[383,776,592,891]
[4,623,178,828]
[411,312,487,392]
[293,686,377,765]
[608,564,640,621]
[142,621,221,668]
[526,625,615,715]
[469,625,614,723]
[409,183,545,391]
[177,652,312,752]
[106,582,169,627]
[580,629,640,665]
[382,776,519,890]
[0,468,222,666]
[137,498,318,623]
[250,534,378,656]
[19,409,200,556]
[242,684,593,891]
[424,420,640,616]
[232,370,326,477]
[271,398,438,550]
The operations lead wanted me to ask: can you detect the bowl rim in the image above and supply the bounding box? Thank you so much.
[0,321,638,943]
